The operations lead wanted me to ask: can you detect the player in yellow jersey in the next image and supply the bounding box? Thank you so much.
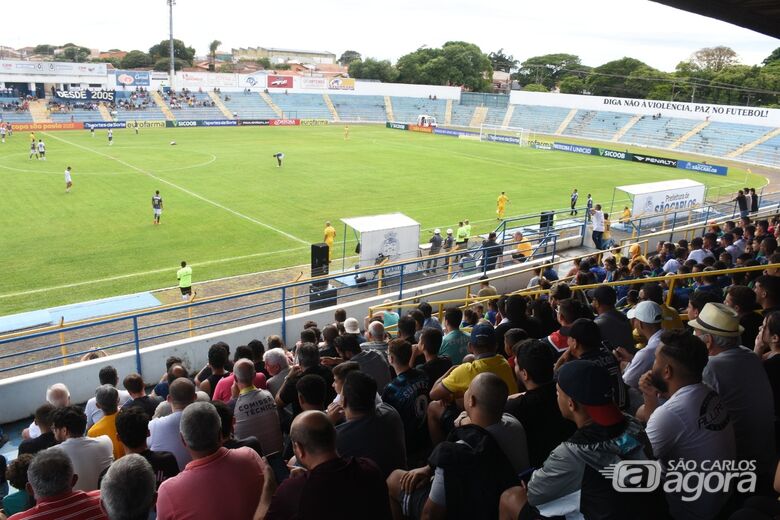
[344,125,350,140]
[497,191,509,220]
[323,221,336,262]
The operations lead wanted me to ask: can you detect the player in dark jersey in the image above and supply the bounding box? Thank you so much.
[273,152,284,167]
[152,190,163,225]
[28,140,38,160]
[134,121,139,135]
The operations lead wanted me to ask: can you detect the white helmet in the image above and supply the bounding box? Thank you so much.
[434,228,441,234]
[446,229,453,234]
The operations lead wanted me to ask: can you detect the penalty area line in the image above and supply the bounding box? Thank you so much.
[43,132,308,245]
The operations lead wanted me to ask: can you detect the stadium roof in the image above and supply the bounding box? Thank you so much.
[650,0,780,39]
[616,179,703,196]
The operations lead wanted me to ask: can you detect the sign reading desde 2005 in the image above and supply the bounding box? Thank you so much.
[55,89,115,102]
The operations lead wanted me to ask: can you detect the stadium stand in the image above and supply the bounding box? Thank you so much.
[618,115,701,148]
[449,104,476,127]
[563,109,635,140]
[221,92,278,119]
[168,92,225,120]
[739,133,780,165]
[0,96,33,123]
[509,104,571,134]
[329,94,387,122]
[113,91,167,121]
[678,121,775,156]
[269,92,332,119]
[390,96,447,124]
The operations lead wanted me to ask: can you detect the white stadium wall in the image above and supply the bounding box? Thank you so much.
[510,91,780,127]
[0,256,556,423]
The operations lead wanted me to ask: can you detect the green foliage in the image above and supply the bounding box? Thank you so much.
[559,76,585,94]
[34,44,56,55]
[689,46,739,72]
[208,40,222,72]
[121,50,153,69]
[586,57,648,97]
[93,57,122,68]
[488,49,517,73]
[338,50,362,66]
[60,45,91,63]
[153,57,188,72]
[764,48,780,66]
[349,58,398,83]
[397,41,492,91]
[515,54,582,89]
[149,39,195,65]
[522,83,548,92]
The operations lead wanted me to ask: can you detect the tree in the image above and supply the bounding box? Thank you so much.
[153,57,188,72]
[689,46,739,72]
[218,62,235,73]
[624,65,672,99]
[121,50,153,69]
[514,53,582,89]
[338,50,362,66]
[59,45,91,63]
[488,49,517,73]
[586,57,648,97]
[763,47,780,66]
[559,76,585,94]
[34,44,55,56]
[208,39,221,72]
[149,39,195,65]
[93,57,121,68]
[349,58,398,83]
[396,41,492,91]
[522,83,548,92]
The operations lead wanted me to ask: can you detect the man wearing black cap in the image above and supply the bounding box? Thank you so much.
[556,318,628,411]
[499,360,658,520]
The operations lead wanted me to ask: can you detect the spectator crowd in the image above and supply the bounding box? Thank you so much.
[1,212,779,520]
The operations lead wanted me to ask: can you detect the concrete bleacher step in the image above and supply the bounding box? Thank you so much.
[151,91,176,121]
[98,103,113,122]
[384,95,394,122]
[27,100,52,123]
[322,93,340,122]
[612,114,642,142]
[669,120,710,149]
[727,127,780,158]
[470,106,488,127]
[208,91,235,119]
[501,105,515,129]
[444,99,453,125]
[259,92,283,118]
[555,108,578,135]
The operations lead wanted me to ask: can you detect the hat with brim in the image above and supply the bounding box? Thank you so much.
[344,317,361,334]
[687,302,743,337]
[558,360,624,427]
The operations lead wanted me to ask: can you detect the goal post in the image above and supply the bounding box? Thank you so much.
[479,124,530,146]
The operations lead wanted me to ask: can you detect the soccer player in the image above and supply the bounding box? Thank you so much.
[90,126,95,137]
[108,129,113,146]
[37,139,46,161]
[64,166,73,193]
[29,131,35,143]
[570,188,579,215]
[496,191,509,220]
[28,140,38,160]
[134,121,139,135]
[344,125,350,140]
[152,190,163,225]
[323,221,336,262]
[177,261,193,300]
[0,124,6,143]
[273,152,284,167]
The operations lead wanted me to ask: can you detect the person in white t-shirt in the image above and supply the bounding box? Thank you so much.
[638,329,735,520]
[84,365,131,430]
[590,204,605,249]
[52,405,114,491]
[64,166,73,193]
[149,378,197,470]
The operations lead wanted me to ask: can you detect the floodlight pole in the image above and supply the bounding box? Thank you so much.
[168,0,176,90]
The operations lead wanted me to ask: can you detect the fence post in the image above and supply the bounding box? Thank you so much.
[670,211,677,243]
[132,316,142,375]
[59,316,68,366]
[398,266,405,301]
[377,268,383,295]
[665,279,676,307]
[281,287,287,345]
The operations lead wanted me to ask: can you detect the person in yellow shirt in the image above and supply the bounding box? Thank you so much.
[602,213,613,249]
[512,231,532,262]
[87,385,123,460]
[620,206,632,224]
[344,125,350,140]
[496,192,509,220]
[323,221,336,262]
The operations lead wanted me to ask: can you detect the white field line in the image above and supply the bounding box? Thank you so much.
[0,245,312,299]
[43,132,308,245]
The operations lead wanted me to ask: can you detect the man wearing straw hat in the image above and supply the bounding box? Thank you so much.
[688,302,776,492]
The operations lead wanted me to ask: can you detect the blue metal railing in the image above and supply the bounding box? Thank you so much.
[0,231,559,378]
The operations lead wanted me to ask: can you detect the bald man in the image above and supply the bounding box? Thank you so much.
[149,378,196,470]
[258,411,391,519]
[388,373,526,519]
[232,359,283,456]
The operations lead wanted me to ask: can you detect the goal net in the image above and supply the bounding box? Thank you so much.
[479,124,530,146]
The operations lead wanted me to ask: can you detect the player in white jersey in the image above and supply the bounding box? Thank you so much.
[108,129,113,145]
[37,139,46,160]
[64,166,73,193]
[0,125,6,143]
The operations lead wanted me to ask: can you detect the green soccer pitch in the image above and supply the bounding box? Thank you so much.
[0,124,763,314]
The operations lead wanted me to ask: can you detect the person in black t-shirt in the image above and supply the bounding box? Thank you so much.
[199,343,231,398]
[414,327,452,384]
[275,343,335,417]
[114,407,179,489]
[495,295,543,351]
[17,404,58,455]
[121,373,162,418]
[383,339,430,458]
[505,339,575,468]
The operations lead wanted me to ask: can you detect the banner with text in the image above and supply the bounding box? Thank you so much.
[114,70,151,87]
[267,75,294,89]
[55,89,115,102]
[677,160,728,176]
[83,121,126,129]
[269,119,300,126]
[300,119,329,126]
[553,142,599,155]
[328,78,355,90]
[300,77,328,90]
[239,119,271,126]
[166,120,200,128]
[387,122,409,131]
[598,148,633,161]
[0,60,106,77]
[124,120,166,129]
[9,122,83,131]
[633,185,706,216]
[632,153,678,168]
[408,124,433,134]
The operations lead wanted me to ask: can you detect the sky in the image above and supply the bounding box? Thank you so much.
[1,0,778,71]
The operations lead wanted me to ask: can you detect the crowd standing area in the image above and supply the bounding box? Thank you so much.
[1,212,780,520]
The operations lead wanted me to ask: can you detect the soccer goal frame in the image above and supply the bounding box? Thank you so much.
[479,124,530,146]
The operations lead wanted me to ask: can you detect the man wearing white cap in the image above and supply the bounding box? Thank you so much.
[688,302,777,492]
[343,317,366,344]
[427,229,443,274]
[619,300,663,391]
